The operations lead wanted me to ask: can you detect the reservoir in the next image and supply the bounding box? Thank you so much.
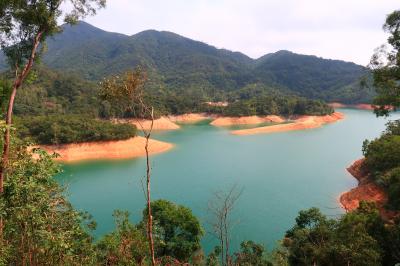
[56,109,399,252]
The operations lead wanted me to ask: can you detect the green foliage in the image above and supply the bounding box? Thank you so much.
[98,69,151,119]
[0,1,105,72]
[370,10,400,116]
[363,135,400,173]
[0,78,11,114]
[222,95,333,117]
[8,67,101,116]
[206,246,221,266]
[142,199,204,262]
[0,145,97,265]
[16,115,136,145]
[362,120,400,209]
[233,241,272,266]
[284,206,383,266]
[254,50,371,103]
[1,22,371,104]
[96,210,148,265]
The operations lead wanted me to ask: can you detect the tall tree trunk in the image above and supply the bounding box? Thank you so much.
[0,30,43,238]
[220,228,225,266]
[224,210,230,266]
[144,107,156,266]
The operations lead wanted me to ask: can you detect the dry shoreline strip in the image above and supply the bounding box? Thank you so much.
[210,115,285,126]
[115,117,180,131]
[40,136,173,163]
[339,159,386,212]
[114,113,212,131]
[339,159,398,220]
[168,113,211,123]
[41,112,344,162]
[230,112,344,136]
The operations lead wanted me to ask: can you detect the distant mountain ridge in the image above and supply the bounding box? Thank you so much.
[0,21,374,103]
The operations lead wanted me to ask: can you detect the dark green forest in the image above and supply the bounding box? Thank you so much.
[16,115,137,145]
[0,22,375,105]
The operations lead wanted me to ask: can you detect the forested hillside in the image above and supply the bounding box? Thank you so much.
[0,21,375,104]
[5,67,332,119]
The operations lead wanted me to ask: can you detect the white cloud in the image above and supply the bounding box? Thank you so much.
[83,0,400,65]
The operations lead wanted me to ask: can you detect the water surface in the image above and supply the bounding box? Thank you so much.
[56,109,399,252]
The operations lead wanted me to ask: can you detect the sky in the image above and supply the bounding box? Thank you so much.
[83,0,400,65]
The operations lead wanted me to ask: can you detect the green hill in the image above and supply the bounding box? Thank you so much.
[0,21,374,103]
[254,50,373,102]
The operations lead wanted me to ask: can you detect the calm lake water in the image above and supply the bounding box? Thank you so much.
[56,109,400,253]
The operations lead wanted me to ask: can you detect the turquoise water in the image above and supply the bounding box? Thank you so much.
[56,109,400,252]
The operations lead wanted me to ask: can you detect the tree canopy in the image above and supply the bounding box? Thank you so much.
[370,10,400,116]
[142,199,204,262]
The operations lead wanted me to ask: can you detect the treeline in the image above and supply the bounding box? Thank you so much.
[100,82,334,118]
[1,67,333,146]
[5,68,334,120]
[16,115,136,145]
[214,96,332,117]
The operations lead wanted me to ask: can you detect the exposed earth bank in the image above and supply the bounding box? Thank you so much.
[168,113,211,123]
[339,158,398,220]
[210,115,285,126]
[231,112,344,135]
[40,136,173,163]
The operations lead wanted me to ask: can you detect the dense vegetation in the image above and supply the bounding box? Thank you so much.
[370,10,400,116]
[283,203,400,265]
[16,115,136,145]
[0,21,374,104]
[12,68,99,116]
[6,67,334,121]
[220,95,332,117]
[362,120,400,210]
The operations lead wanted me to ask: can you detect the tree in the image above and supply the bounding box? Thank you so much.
[96,210,148,265]
[142,199,204,263]
[0,144,97,265]
[284,206,383,266]
[99,69,158,265]
[208,185,243,266]
[370,10,400,116]
[233,241,272,266]
[0,0,105,237]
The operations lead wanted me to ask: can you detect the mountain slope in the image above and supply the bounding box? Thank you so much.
[42,22,254,91]
[0,22,373,103]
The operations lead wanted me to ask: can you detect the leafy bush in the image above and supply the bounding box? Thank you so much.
[363,120,400,210]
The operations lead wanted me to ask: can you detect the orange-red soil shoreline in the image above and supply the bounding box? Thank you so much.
[168,113,211,123]
[339,159,398,220]
[230,112,344,135]
[210,115,285,126]
[40,136,173,163]
[117,117,180,131]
